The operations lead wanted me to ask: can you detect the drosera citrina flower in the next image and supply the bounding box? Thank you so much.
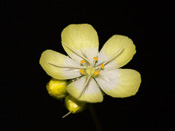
[40,24,141,103]
[46,78,68,99]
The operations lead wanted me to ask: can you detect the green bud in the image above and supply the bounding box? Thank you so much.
[46,78,68,99]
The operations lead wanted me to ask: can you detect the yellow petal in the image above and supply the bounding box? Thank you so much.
[39,50,81,80]
[95,69,141,98]
[66,76,103,103]
[97,35,136,68]
[61,24,99,64]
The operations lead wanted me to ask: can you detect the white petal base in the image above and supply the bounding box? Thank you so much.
[67,76,103,103]
[95,69,141,98]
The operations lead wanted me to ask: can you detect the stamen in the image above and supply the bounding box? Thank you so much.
[80,60,85,64]
[80,69,85,75]
[94,71,99,76]
[101,64,104,69]
[93,57,98,61]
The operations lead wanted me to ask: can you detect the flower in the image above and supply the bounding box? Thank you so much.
[40,24,141,103]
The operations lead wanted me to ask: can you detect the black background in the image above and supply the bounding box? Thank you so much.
[1,0,174,131]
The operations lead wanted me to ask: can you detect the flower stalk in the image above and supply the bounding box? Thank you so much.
[88,104,103,131]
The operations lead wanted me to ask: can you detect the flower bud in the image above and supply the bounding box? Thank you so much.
[46,78,68,99]
[65,95,86,114]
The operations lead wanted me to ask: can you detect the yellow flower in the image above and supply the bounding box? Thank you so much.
[40,24,141,103]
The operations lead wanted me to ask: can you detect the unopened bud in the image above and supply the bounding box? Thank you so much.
[46,78,68,99]
[65,95,86,114]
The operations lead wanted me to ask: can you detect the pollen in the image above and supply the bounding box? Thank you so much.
[101,64,104,69]
[80,60,85,64]
[80,69,84,75]
[93,57,98,61]
[94,71,99,76]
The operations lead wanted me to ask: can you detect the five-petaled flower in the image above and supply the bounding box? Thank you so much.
[40,24,141,103]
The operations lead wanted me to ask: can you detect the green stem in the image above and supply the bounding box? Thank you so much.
[88,104,103,131]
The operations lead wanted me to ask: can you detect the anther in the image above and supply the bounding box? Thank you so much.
[93,57,98,61]
[94,71,99,76]
[101,64,104,69]
[80,60,85,64]
[80,69,85,75]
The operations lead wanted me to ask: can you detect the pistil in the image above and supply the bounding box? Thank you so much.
[86,67,95,76]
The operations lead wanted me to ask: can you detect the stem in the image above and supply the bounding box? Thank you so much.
[88,104,103,131]
[62,111,72,118]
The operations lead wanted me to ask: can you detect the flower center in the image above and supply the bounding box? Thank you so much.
[79,57,104,77]
[85,67,95,76]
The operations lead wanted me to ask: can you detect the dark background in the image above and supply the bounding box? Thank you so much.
[1,0,174,131]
